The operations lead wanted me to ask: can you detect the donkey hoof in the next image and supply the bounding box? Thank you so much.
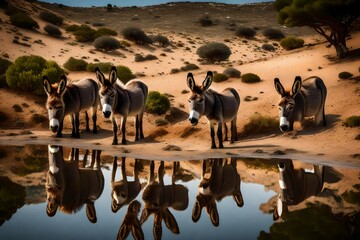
[135,137,139,141]
[211,145,217,149]
[219,144,224,149]
[93,129,98,134]
[121,140,127,145]
[230,140,234,144]
[85,128,91,132]
[112,141,118,145]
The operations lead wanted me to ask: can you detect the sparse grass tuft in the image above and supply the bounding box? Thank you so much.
[135,54,157,62]
[242,115,279,135]
[343,116,360,127]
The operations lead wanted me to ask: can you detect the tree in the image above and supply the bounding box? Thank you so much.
[274,0,360,58]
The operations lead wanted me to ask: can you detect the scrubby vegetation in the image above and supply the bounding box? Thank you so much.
[343,116,360,127]
[87,62,113,73]
[262,28,285,40]
[338,71,353,79]
[0,58,12,88]
[241,73,261,83]
[213,73,228,82]
[242,115,279,135]
[116,65,135,84]
[280,36,304,50]
[146,91,171,115]
[72,25,97,42]
[64,57,88,71]
[151,35,170,47]
[199,15,213,27]
[135,54,158,62]
[94,27,117,38]
[39,11,63,25]
[44,24,62,37]
[6,55,64,95]
[10,13,39,29]
[262,43,275,51]
[180,63,199,71]
[196,42,231,63]
[223,67,241,78]
[121,27,152,44]
[235,27,256,39]
[93,36,121,51]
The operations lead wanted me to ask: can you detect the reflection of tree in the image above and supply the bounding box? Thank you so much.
[0,176,26,226]
[259,204,360,239]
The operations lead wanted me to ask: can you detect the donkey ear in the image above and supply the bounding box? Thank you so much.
[153,213,163,240]
[95,67,106,85]
[58,75,67,95]
[109,66,117,85]
[186,72,195,91]
[233,192,244,208]
[131,221,145,240]
[201,71,213,91]
[291,76,302,96]
[164,208,180,234]
[118,222,130,240]
[140,208,150,225]
[86,202,97,224]
[46,200,58,217]
[207,202,219,227]
[192,198,203,223]
[43,76,52,95]
[274,78,285,96]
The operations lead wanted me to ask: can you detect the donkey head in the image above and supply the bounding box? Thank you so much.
[186,71,213,126]
[95,66,117,118]
[192,194,219,226]
[274,76,302,132]
[43,75,67,133]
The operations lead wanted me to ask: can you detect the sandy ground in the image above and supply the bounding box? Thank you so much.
[0,0,359,167]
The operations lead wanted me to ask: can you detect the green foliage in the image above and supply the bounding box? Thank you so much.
[94,27,118,38]
[280,36,304,50]
[121,27,152,44]
[262,28,285,40]
[116,65,135,84]
[87,62,113,73]
[223,67,241,78]
[235,27,256,39]
[342,190,360,205]
[93,36,121,51]
[343,116,360,127]
[213,73,228,83]
[146,91,171,115]
[241,73,261,83]
[180,63,199,71]
[262,43,275,51]
[64,57,88,71]
[39,11,63,25]
[12,148,48,176]
[73,25,97,42]
[151,35,170,47]
[65,24,81,32]
[6,55,65,95]
[338,71,353,79]
[196,42,231,63]
[242,115,279,135]
[44,24,62,37]
[135,54,158,62]
[0,58,12,88]
[10,13,39,29]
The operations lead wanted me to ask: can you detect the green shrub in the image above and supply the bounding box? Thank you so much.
[6,55,65,95]
[93,36,121,51]
[73,25,97,42]
[262,43,275,51]
[196,42,231,63]
[121,27,152,44]
[64,57,88,71]
[135,54,158,62]
[241,73,261,83]
[39,11,63,25]
[44,24,62,37]
[5,6,24,16]
[280,36,304,50]
[242,115,279,135]
[146,91,171,115]
[199,15,213,27]
[235,27,256,39]
[213,73,228,82]
[94,27,117,38]
[12,104,22,112]
[343,116,360,127]
[87,62,113,73]
[223,67,241,78]
[0,58,12,88]
[338,71,353,79]
[151,35,170,47]
[180,63,199,71]
[65,24,81,32]
[10,13,39,29]
[116,65,135,84]
[262,28,285,40]
[155,118,168,126]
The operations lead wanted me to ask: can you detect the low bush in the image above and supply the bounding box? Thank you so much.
[170,68,180,74]
[12,104,22,112]
[262,28,285,40]
[0,58,11,88]
[196,42,231,63]
[146,91,171,115]
[180,63,199,71]
[343,116,360,127]
[280,36,304,50]
[262,43,275,51]
[93,36,121,51]
[87,62,113,73]
[235,27,256,39]
[242,115,279,135]
[213,73,228,83]
[39,11,63,25]
[338,71,353,79]
[44,24,62,37]
[94,27,117,38]
[73,25,97,42]
[199,15,213,27]
[121,27,152,44]
[65,24,81,32]
[135,54,157,62]
[155,118,168,126]
[116,65,135,84]
[6,55,65,95]
[223,67,241,78]
[151,35,170,47]
[241,73,261,83]
[64,57,88,71]
[10,13,39,29]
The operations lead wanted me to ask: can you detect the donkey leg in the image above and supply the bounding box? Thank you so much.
[92,107,98,134]
[71,115,76,138]
[135,115,139,141]
[139,111,145,139]
[121,117,127,145]
[210,124,216,149]
[223,123,228,141]
[112,117,118,145]
[85,111,90,132]
[230,120,236,144]
[74,113,80,138]
[56,120,64,138]
[217,123,224,149]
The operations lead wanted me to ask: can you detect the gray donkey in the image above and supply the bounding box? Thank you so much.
[274,76,327,132]
[95,67,148,145]
[187,71,240,148]
[46,145,104,223]
[273,159,324,220]
[43,75,100,138]
[192,158,243,226]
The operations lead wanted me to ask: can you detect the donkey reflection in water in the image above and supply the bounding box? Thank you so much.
[274,76,327,132]
[111,157,142,213]
[118,200,144,240]
[95,66,148,145]
[46,146,104,223]
[192,158,243,226]
[141,161,189,239]
[186,71,240,148]
[43,75,100,138]
[273,159,325,220]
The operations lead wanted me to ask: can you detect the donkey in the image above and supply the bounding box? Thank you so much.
[192,158,243,226]
[186,71,240,148]
[45,145,104,223]
[118,200,144,240]
[43,75,100,138]
[95,66,148,145]
[140,161,189,239]
[274,76,327,132]
[273,159,325,220]
[111,157,142,213]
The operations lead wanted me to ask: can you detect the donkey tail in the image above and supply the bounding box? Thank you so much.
[314,77,327,126]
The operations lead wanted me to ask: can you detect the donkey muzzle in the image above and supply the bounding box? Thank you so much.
[279,117,289,132]
[50,118,59,133]
[102,104,112,118]
[189,110,200,126]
